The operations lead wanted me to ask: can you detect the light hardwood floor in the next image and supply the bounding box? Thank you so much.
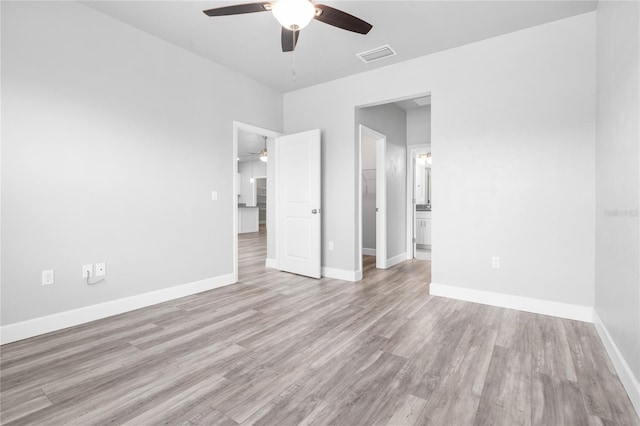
[1,227,638,425]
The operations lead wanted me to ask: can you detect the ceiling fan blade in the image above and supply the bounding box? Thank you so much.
[313,4,372,35]
[203,2,271,17]
[281,28,300,52]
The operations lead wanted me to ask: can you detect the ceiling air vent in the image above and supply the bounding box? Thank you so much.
[357,44,396,64]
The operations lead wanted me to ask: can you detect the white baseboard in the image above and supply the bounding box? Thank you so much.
[322,267,360,282]
[265,260,360,281]
[0,273,236,345]
[362,248,376,256]
[386,253,407,268]
[429,282,594,323]
[593,311,640,417]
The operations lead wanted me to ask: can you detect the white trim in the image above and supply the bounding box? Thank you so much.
[429,282,594,323]
[1,274,236,345]
[362,248,376,256]
[322,267,360,282]
[386,253,407,269]
[593,311,640,417]
[265,258,278,269]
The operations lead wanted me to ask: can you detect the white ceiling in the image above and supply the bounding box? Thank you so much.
[83,1,596,93]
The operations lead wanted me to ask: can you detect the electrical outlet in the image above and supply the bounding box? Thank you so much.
[42,270,54,285]
[328,241,334,251]
[492,256,500,268]
[82,264,93,278]
[211,191,218,201]
[95,262,106,277]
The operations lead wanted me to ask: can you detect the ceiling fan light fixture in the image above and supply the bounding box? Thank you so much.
[259,136,268,162]
[272,0,316,31]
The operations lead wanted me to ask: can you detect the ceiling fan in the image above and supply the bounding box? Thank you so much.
[203,0,373,52]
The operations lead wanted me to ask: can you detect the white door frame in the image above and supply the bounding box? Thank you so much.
[233,121,281,282]
[406,144,430,259]
[359,125,388,273]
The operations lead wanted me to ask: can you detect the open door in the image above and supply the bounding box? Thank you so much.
[375,130,387,269]
[359,125,387,272]
[276,129,322,278]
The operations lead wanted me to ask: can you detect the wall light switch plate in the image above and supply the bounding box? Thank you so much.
[328,241,334,251]
[492,256,500,268]
[95,262,106,277]
[42,270,54,285]
[82,264,93,278]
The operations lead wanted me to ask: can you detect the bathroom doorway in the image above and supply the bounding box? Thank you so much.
[409,147,432,260]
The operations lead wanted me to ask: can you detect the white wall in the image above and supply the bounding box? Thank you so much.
[1,1,282,327]
[357,103,407,261]
[407,106,431,146]
[284,12,596,307]
[595,0,640,406]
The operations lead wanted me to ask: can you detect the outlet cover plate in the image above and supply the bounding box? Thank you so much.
[42,270,54,285]
[82,264,93,278]
[95,262,106,277]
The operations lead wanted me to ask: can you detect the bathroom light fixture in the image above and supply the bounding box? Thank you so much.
[259,136,268,162]
[272,0,316,31]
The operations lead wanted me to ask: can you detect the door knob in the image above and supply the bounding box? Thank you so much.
[311,209,318,214]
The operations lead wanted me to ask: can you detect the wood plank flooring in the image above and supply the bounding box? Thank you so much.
[1,227,638,425]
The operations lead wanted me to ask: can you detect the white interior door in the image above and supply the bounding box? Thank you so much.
[359,125,387,273]
[276,129,322,278]
[375,132,387,269]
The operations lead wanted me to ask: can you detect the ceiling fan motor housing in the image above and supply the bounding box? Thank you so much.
[203,1,372,53]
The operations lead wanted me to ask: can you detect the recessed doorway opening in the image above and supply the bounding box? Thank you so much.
[233,122,280,282]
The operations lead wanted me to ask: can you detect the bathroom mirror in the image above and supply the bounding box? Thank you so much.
[415,151,432,209]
